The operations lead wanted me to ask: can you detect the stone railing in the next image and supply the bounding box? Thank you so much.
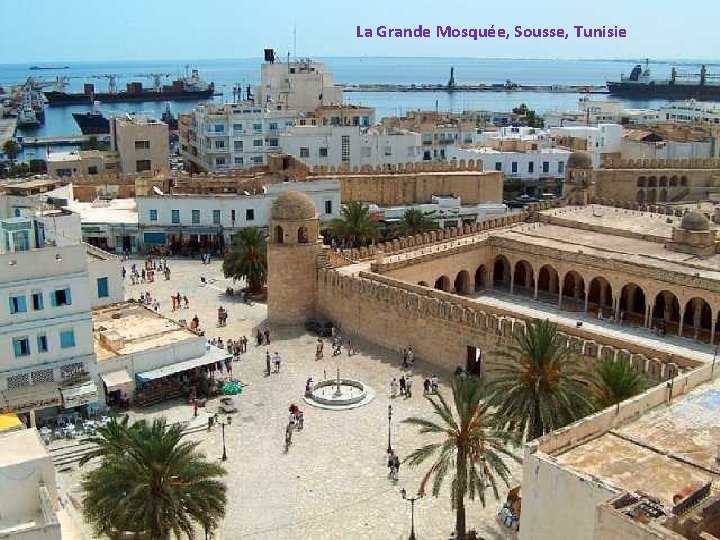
[308,158,484,177]
[602,157,720,170]
[331,210,542,265]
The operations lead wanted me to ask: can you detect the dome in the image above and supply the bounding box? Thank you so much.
[567,151,593,170]
[271,191,317,220]
[680,210,710,231]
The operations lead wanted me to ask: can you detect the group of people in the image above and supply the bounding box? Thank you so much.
[387,449,401,482]
[171,292,189,311]
[256,328,271,346]
[208,336,248,358]
[217,306,229,327]
[401,347,415,368]
[265,351,283,375]
[389,374,414,398]
[200,253,212,265]
[285,403,304,450]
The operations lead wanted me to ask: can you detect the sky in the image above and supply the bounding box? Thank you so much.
[1,0,718,63]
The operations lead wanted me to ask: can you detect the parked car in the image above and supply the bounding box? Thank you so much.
[304,319,334,337]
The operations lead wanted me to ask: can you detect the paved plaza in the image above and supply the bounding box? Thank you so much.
[55,257,521,539]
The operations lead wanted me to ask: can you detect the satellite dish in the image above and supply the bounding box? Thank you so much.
[243,190,251,196]
[153,186,164,196]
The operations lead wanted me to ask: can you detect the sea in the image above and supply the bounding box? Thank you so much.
[2,56,719,160]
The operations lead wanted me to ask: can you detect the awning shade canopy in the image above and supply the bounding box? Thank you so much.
[61,381,99,409]
[136,348,230,382]
[100,370,133,390]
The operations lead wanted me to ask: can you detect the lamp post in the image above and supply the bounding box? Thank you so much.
[387,404,393,453]
[401,488,422,540]
[217,414,232,461]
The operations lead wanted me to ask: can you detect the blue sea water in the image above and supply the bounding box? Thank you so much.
[2,56,719,149]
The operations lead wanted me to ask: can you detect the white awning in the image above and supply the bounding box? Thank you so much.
[136,347,230,382]
[100,369,133,390]
[61,381,99,409]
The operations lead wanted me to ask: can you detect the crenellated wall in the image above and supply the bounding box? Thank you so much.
[602,157,720,169]
[316,268,691,379]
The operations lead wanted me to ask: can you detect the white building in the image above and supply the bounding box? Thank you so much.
[547,124,623,167]
[659,100,720,125]
[65,198,140,254]
[93,302,230,407]
[181,102,299,172]
[375,196,509,229]
[280,125,423,168]
[136,179,341,251]
[0,428,81,539]
[0,215,123,425]
[545,98,660,127]
[254,55,343,113]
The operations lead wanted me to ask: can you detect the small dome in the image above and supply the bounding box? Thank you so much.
[271,191,317,220]
[567,151,593,170]
[680,210,710,231]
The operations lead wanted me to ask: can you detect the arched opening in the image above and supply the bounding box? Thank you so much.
[680,175,688,187]
[474,265,487,291]
[587,277,613,317]
[647,189,657,203]
[619,283,647,325]
[512,260,534,294]
[682,297,713,341]
[454,270,471,295]
[659,188,667,202]
[651,290,681,335]
[297,226,309,244]
[636,190,645,204]
[418,281,428,287]
[493,255,511,291]
[274,225,284,244]
[561,271,585,310]
[670,175,678,187]
[434,275,451,292]
[659,176,668,187]
[648,176,658,187]
[637,176,647,188]
[536,264,559,299]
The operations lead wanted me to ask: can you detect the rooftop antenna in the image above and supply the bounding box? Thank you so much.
[294,24,297,63]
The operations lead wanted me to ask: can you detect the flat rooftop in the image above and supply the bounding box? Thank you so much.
[92,302,197,361]
[66,199,138,224]
[496,221,720,282]
[554,376,720,506]
[542,205,677,238]
[0,428,48,468]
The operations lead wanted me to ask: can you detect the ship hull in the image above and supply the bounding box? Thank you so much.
[72,113,110,135]
[45,89,214,106]
[607,82,720,99]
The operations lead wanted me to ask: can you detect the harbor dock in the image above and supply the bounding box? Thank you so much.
[18,135,97,148]
[342,83,609,94]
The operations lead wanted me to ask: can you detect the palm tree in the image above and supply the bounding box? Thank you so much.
[403,377,519,540]
[2,140,20,162]
[222,227,267,293]
[487,318,595,441]
[396,208,438,237]
[592,358,647,410]
[328,200,379,247]
[81,417,227,539]
[79,415,137,466]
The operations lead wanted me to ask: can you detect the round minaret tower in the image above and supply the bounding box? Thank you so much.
[267,191,323,324]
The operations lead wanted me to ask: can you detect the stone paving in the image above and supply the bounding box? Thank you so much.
[55,257,521,540]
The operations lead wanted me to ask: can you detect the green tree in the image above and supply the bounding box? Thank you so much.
[2,140,20,161]
[328,200,379,247]
[592,358,648,410]
[79,415,136,466]
[81,418,227,539]
[396,208,438,237]
[488,319,595,441]
[403,377,519,540]
[222,227,267,293]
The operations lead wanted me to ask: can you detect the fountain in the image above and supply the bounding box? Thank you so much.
[303,366,374,410]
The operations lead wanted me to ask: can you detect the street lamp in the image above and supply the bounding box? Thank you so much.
[217,414,232,461]
[401,488,422,540]
[387,404,393,453]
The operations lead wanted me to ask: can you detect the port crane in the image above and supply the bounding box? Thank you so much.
[131,73,172,92]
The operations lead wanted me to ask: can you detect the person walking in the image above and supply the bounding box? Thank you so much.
[265,351,271,376]
[399,375,406,397]
[183,295,189,309]
[315,339,324,361]
[256,329,263,346]
[390,378,398,398]
[264,329,271,345]
[387,450,400,481]
[405,375,413,398]
[273,352,282,373]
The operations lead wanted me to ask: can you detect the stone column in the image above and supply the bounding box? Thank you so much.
[488,269,494,291]
[29,409,37,428]
[678,310,685,337]
[711,312,718,345]
[510,268,515,295]
[533,275,539,300]
[584,290,589,314]
[693,300,702,340]
[558,288,563,309]
[614,296,621,322]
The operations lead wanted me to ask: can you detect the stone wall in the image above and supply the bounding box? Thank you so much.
[316,268,691,377]
[70,173,171,202]
[603,158,720,169]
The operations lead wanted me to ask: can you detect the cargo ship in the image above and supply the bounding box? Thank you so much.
[45,69,215,106]
[607,61,720,99]
[73,101,179,135]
